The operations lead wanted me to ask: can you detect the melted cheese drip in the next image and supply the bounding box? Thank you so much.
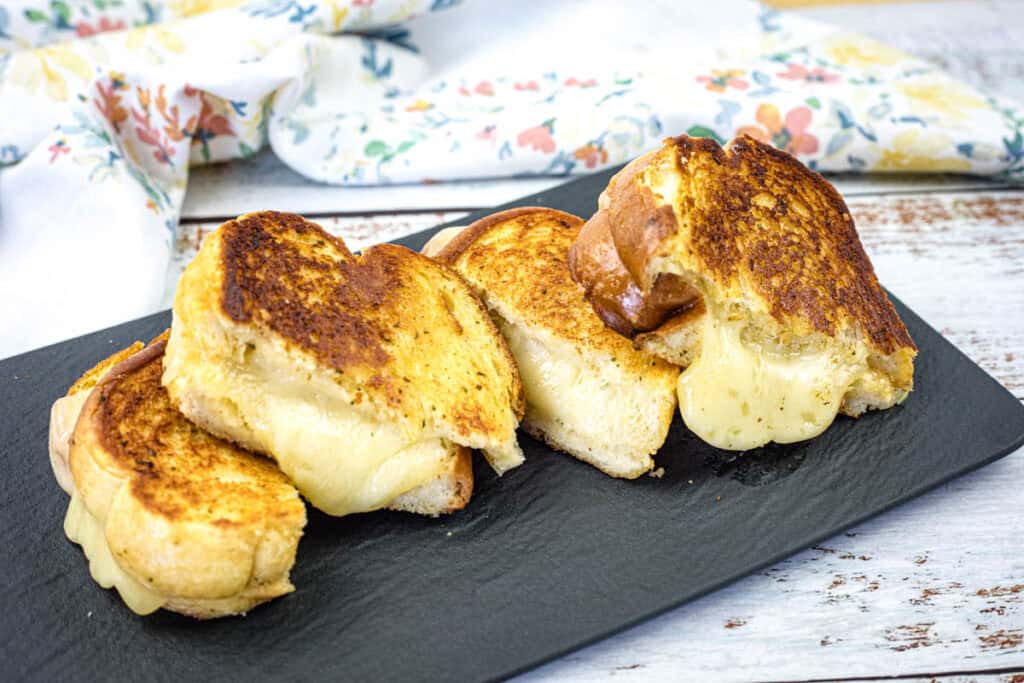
[175,341,454,517]
[256,390,453,516]
[63,493,165,615]
[678,316,863,451]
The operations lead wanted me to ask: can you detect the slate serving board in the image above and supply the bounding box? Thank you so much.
[3,168,1024,682]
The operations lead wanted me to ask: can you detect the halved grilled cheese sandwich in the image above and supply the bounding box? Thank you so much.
[570,135,916,451]
[426,208,679,478]
[54,336,306,618]
[163,211,523,517]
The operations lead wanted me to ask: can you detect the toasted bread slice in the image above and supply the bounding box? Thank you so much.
[428,208,679,479]
[163,211,520,517]
[570,135,916,451]
[63,336,306,618]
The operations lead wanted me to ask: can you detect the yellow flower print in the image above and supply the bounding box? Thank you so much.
[125,26,186,55]
[874,130,971,173]
[896,76,986,123]
[826,34,907,69]
[167,0,245,18]
[328,1,350,30]
[8,45,92,101]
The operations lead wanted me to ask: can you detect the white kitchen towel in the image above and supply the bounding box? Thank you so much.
[1,0,1022,358]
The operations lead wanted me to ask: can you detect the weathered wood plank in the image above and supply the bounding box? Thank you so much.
[849,192,1024,399]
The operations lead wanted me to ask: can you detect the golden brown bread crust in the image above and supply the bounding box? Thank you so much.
[576,134,915,358]
[70,337,306,615]
[214,211,524,431]
[436,207,679,375]
[85,336,303,529]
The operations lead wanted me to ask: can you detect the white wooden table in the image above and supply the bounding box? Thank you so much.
[174,2,1024,680]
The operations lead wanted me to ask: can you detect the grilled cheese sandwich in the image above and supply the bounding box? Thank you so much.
[55,336,307,618]
[164,211,522,517]
[570,135,916,450]
[428,208,679,478]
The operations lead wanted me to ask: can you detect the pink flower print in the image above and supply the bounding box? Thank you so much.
[353,0,374,6]
[48,139,70,163]
[476,125,496,142]
[737,104,819,156]
[777,63,840,85]
[695,69,748,93]
[514,81,539,91]
[474,81,494,96]
[458,86,470,96]
[75,17,126,38]
[517,121,556,154]
[564,77,597,88]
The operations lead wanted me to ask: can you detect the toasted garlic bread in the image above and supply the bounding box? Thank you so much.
[570,135,916,451]
[429,208,679,479]
[63,336,306,618]
[164,211,521,517]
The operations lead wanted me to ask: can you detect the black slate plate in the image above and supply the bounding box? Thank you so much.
[2,168,1024,682]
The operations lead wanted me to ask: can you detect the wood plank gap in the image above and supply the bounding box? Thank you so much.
[761,664,1024,683]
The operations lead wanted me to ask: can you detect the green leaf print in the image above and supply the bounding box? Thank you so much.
[364,140,390,157]
[685,126,724,145]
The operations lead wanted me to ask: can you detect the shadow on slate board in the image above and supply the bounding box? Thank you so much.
[2,167,1024,682]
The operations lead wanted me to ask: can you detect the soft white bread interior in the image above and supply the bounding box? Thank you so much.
[431,208,679,479]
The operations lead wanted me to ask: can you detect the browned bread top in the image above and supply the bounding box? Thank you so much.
[209,211,524,438]
[79,335,304,529]
[436,207,677,376]
[577,134,915,358]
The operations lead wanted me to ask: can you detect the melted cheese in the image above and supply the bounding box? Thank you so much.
[63,492,165,615]
[171,339,453,517]
[48,391,91,494]
[678,316,865,451]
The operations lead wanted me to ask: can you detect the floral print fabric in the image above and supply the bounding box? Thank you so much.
[0,0,1022,357]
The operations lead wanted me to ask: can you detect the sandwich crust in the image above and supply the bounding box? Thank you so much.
[69,336,306,618]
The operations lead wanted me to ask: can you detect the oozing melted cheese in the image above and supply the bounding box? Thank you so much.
[170,338,453,517]
[63,492,165,616]
[678,316,864,451]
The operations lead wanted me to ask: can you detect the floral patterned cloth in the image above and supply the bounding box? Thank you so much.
[1,0,1022,357]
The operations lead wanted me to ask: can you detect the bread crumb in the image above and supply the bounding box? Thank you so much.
[648,467,665,479]
[715,495,722,502]
[446,531,452,537]
[688,479,694,485]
